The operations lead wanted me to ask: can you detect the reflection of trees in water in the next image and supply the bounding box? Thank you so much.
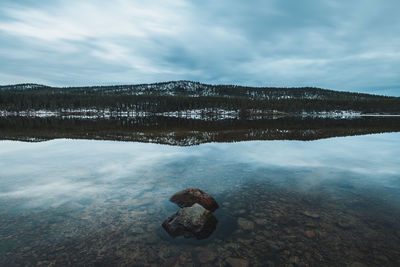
[1,116,400,145]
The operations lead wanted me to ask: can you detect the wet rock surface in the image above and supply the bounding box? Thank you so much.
[170,187,219,212]
[162,203,218,240]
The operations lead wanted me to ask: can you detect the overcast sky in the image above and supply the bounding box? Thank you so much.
[0,0,399,95]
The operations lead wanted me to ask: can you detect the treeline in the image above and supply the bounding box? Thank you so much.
[0,90,399,114]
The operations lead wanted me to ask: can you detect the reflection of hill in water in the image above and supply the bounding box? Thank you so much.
[1,116,400,145]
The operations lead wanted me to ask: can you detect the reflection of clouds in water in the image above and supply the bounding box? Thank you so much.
[0,140,187,180]
[205,133,400,176]
[0,140,201,206]
[1,180,97,198]
[0,133,399,207]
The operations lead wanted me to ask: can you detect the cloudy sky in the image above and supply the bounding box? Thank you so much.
[0,0,399,95]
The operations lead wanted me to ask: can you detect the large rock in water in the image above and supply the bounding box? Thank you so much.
[162,203,218,239]
[170,187,219,212]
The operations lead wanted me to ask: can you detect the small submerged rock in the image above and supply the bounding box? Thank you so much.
[304,230,316,239]
[196,248,217,263]
[336,217,356,229]
[302,210,320,219]
[162,203,218,240]
[170,187,219,212]
[226,257,249,267]
[350,262,367,267]
[237,218,254,231]
[163,188,219,240]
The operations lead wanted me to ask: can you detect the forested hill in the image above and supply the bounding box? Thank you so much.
[1,81,399,114]
[0,81,394,100]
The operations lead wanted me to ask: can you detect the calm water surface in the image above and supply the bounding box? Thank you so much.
[1,133,400,266]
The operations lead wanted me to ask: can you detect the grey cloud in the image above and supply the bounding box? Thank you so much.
[0,0,399,95]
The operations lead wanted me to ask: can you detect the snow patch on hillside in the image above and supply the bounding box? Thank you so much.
[158,109,239,120]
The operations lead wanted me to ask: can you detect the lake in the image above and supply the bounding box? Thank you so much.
[1,132,400,266]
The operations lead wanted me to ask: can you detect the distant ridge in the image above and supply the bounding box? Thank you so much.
[0,80,395,100]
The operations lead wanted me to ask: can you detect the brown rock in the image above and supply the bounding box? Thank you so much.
[226,257,249,267]
[170,187,219,211]
[304,230,316,239]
